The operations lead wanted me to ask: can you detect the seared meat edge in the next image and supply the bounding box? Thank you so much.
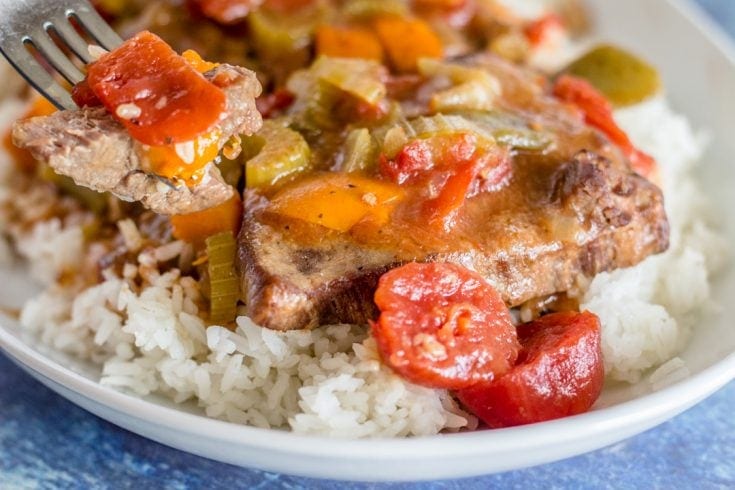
[237,151,669,331]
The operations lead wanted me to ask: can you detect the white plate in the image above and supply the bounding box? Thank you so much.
[1,0,735,481]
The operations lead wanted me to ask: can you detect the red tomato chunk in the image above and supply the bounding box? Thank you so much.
[80,31,226,146]
[372,262,520,389]
[457,311,604,428]
[524,13,564,47]
[553,74,656,178]
[190,0,263,24]
[379,133,511,230]
[70,79,102,108]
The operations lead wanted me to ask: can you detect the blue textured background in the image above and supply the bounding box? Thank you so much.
[2,1,735,488]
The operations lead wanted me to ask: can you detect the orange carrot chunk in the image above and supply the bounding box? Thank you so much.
[4,97,58,172]
[373,17,443,72]
[315,25,384,61]
[171,194,243,243]
[181,49,220,73]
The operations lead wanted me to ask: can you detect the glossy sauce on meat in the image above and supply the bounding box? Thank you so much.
[257,56,626,259]
[238,55,668,330]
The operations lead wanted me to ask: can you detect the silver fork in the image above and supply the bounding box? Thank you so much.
[0,0,122,110]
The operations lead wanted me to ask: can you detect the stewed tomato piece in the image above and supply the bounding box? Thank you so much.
[457,311,604,428]
[553,74,655,177]
[372,262,520,389]
[80,31,226,146]
[380,133,511,230]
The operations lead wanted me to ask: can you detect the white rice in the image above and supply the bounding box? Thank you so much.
[581,97,727,383]
[17,256,472,436]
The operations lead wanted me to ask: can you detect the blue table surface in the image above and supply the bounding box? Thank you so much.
[3,1,735,488]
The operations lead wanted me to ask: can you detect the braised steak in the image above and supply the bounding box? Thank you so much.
[238,55,669,330]
[12,64,262,215]
[239,148,668,330]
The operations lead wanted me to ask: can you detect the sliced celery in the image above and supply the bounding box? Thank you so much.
[376,124,409,160]
[455,110,553,151]
[343,0,409,19]
[302,79,345,130]
[404,114,490,140]
[372,110,551,157]
[564,44,661,107]
[248,6,323,83]
[340,128,379,173]
[288,56,387,106]
[287,57,387,131]
[418,58,502,112]
[243,120,311,189]
[205,232,239,325]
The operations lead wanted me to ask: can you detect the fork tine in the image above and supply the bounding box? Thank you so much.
[49,18,94,64]
[1,40,76,110]
[29,28,85,85]
[70,6,122,51]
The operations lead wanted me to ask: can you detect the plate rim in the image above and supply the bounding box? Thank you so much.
[1,315,734,458]
[0,0,734,478]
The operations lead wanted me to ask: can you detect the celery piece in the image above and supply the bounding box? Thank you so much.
[218,156,243,188]
[373,110,550,157]
[205,232,239,325]
[289,56,387,106]
[488,31,530,63]
[340,128,379,173]
[564,44,661,107]
[370,114,495,161]
[406,114,491,140]
[287,57,387,131]
[343,0,409,19]
[380,125,409,160]
[244,120,312,189]
[456,110,553,151]
[418,58,502,112]
[303,79,344,130]
[248,7,322,83]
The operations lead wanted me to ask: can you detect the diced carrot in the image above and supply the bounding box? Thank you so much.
[93,0,128,18]
[373,17,443,72]
[3,97,58,172]
[23,97,56,118]
[269,173,405,232]
[83,31,226,146]
[182,49,219,73]
[171,194,243,243]
[315,25,384,61]
[143,129,222,183]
